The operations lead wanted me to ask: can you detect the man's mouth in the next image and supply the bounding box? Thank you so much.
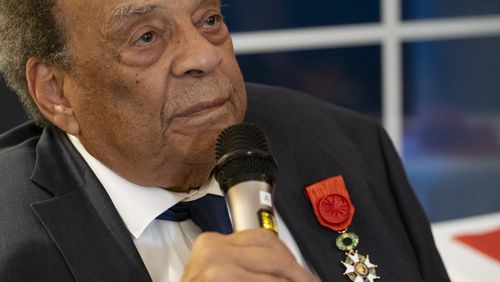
[175,97,229,118]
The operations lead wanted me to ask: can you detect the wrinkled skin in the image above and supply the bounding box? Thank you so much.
[41,0,247,191]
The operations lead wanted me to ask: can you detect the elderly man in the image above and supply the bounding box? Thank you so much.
[0,0,449,281]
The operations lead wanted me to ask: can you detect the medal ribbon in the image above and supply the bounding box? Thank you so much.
[305,175,355,232]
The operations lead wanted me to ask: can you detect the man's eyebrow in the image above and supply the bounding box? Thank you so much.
[107,4,163,27]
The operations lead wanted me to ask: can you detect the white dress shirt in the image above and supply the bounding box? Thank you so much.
[68,134,309,282]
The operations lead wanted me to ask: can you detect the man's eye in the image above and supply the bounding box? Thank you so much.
[203,15,220,28]
[135,31,155,46]
[205,16,216,26]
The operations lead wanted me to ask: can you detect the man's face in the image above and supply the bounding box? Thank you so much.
[57,0,247,191]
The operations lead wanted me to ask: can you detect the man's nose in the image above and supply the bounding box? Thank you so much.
[170,25,222,78]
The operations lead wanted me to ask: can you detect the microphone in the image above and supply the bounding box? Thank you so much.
[214,123,278,233]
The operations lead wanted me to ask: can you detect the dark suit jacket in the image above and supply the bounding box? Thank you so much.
[0,83,449,281]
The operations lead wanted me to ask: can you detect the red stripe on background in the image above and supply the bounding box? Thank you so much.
[455,228,500,262]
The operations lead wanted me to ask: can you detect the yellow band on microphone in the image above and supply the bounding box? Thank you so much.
[258,209,278,233]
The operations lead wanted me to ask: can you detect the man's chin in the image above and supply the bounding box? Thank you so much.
[167,124,233,161]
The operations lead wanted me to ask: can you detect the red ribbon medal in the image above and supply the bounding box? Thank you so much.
[305,175,355,232]
[305,175,380,282]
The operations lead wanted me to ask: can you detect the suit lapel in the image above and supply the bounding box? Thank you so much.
[30,125,151,281]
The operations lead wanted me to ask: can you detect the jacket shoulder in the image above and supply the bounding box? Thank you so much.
[0,121,42,151]
[245,83,380,144]
[0,121,43,208]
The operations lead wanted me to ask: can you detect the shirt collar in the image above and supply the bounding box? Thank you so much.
[67,134,223,239]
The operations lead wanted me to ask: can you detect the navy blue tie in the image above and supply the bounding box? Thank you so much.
[157,194,233,234]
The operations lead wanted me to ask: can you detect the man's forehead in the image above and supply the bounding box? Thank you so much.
[104,0,221,26]
[57,0,219,19]
[54,0,221,37]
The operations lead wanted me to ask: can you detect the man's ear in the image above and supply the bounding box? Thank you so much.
[26,57,80,135]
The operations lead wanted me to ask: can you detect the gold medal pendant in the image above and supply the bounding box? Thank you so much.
[336,232,380,282]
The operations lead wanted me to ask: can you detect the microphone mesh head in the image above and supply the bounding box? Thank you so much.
[214,123,276,192]
[215,123,270,159]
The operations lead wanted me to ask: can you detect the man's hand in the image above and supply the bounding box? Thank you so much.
[181,229,319,282]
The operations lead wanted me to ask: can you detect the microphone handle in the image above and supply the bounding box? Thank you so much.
[225,180,278,233]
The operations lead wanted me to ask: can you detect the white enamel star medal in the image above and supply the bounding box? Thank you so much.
[336,231,380,282]
[305,176,381,282]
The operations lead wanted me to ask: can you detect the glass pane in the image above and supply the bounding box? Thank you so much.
[0,82,28,133]
[403,37,500,222]
[223,0,380,32]
[403,0,500,20]
[237,46,382,118]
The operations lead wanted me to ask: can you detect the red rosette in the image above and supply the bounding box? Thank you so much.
[305,175,355,232]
